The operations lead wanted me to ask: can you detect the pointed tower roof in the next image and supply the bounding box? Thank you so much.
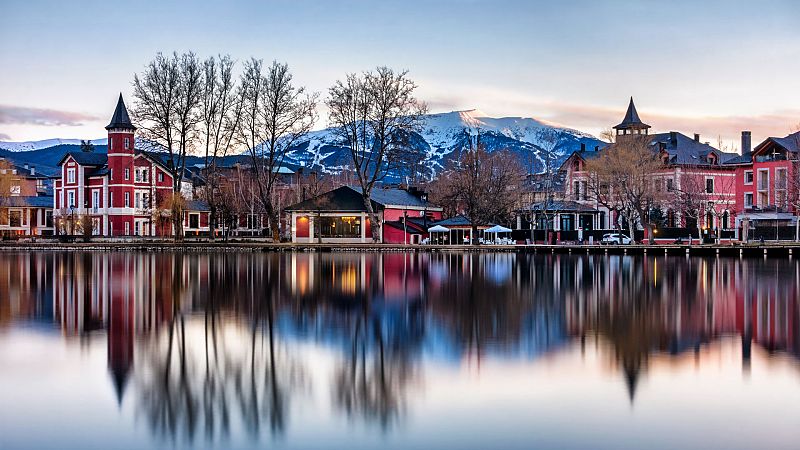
[105,93,136,130]
[613,97,650,131]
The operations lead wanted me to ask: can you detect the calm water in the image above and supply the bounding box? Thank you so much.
[0,251,798,450]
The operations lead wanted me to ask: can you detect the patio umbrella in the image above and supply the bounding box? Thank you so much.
[485,225,511,233]
[427,225,450,232]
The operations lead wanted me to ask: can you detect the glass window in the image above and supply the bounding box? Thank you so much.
[189,214,200,229]
[705,178,714,194]
[124,137,130,149]
[124,192,130,207]
[9,211,21,227]
[67,168,75,184]
[124,168,130,180]
[744,171,753,184]
[320,216,361,238]
[744,193,754,207]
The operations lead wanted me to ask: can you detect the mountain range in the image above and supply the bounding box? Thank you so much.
[0,109,603,180]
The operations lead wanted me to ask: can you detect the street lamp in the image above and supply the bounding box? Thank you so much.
[69,204,75,237]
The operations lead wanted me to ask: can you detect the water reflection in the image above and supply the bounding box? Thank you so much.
[0,251,798,448]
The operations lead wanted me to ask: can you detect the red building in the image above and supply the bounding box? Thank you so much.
[53,95,210,236]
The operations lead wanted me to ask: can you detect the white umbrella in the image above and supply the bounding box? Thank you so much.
[427,225,450,232]
[485,225,511,233]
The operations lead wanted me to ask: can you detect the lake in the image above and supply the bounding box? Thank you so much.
[0,251,798,450]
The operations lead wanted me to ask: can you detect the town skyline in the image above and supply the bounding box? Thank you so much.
[2,0,799,148]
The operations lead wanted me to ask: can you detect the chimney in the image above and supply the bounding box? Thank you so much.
[580,143,586,151]
[694,133,700,142]
[24,163,29,169]
[30,166,35,176]
[669,131,677,146]
[741,131,752,154]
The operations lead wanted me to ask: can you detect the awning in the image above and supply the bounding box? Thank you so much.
[428,225,450,232]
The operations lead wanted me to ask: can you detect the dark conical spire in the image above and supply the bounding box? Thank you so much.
[613,96,650,132]
[105,93,136,130]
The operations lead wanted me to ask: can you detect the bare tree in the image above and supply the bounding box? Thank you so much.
[237,61,317,241]
[786,127,800,240]
[670,173,706,243]
[585,136,664,244]
[132,51,204,240]
[326,67,426,242]
[430,135,524,244]
[0,159,12,227]
[200,55,242,240]
[706,174,738,243]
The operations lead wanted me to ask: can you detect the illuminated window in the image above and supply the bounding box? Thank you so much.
[321,216,361,238]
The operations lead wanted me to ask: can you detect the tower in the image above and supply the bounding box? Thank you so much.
[613,97,650,138]
[106,94,136,235]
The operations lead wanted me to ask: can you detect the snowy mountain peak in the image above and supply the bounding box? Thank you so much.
[0,138,107,152]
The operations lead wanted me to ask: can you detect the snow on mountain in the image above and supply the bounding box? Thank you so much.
[285,109,603,181]
[0,110,603,182]
[0,138,107,152]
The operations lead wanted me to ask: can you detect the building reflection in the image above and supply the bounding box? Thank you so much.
[0,251,798,438]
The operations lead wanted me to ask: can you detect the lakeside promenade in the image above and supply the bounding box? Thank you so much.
[2,240,799,258]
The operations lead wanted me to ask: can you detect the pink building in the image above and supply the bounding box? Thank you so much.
[53,95,210,237]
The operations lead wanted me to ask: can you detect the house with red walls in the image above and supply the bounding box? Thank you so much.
[52,95,210,237]
[558,97,741,242]
[285,185,442,243]
[727,131,800,237]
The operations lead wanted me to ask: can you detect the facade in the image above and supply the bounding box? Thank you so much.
[0,159,54,237]
[558,97,741,242]
[52,95,210,237]
[285,185,442,243]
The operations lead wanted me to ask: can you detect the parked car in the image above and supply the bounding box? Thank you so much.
[601,233,632,245]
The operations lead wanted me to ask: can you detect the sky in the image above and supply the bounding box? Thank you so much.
[1,0,799,151]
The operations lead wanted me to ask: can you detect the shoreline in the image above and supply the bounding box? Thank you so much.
[0,240,798,257]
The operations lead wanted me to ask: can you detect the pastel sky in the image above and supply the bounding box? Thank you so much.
[1,0,799,150]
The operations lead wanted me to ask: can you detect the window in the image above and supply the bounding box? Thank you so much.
[109,169,113,180]
[45,211,53,228]
[758,170,769,191]
[705,178,714,194]
[124,137,130,149]
[143,193,149,209]
[67,191,75,209]
[67,168,76,184]
[92,191,99,211]
[124,222,130,235]
[744,193,754,208]
[776,168,787,189]
[124,168,130,180]
[189,213,200,229]
[109,192,114,208]
[744,171,753,185]
[320,216,361,238]
[124,192,130,207]
[59,191,63,209]
[9,211,21,227]
[109,138,112,150]
[135,192,141,209]
[573,181,580,201]
[666,178,674,192]
[157,172,164,183]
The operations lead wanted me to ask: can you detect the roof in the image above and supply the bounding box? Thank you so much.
[4,196,53,208]
[431,215,489,228]
[186,200,210,211]
[649,132,738,167]
[58,152,108,166]
[723,152,753,165]
[284,185,437,212]
[614,97,650,130]
[105,94,136,130]
[752,131,800,156]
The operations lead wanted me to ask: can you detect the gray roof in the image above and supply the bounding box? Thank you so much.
[59,152,108,166]
[650,132,738,166]
[614,97,650,130]
[432,215,478,227]
[753,131,800,155]
[106,94,136,130]
[349,185,431,208]
[723,152,753,165]
[186,200,210,211]
[5,196,53,208]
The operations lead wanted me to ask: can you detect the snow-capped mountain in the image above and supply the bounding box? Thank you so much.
[0,138,107,152]
[284,109,603,180]
[0,110,602,180]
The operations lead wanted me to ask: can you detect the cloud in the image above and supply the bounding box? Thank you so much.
[0,104,99,126]
[0,133,11,140]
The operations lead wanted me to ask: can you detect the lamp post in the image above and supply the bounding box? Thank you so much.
[69,205,75,237]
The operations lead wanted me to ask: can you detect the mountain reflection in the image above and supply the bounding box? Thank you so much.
[0,251,798,441]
